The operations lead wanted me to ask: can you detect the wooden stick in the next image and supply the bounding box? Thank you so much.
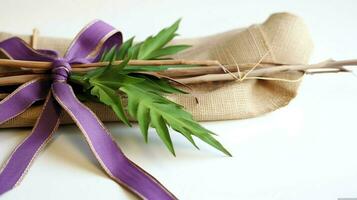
[0,59,221,70]
[31,28,40,49]
[0,74,47,86]
[0,69,47,77]
[176,59,357,84]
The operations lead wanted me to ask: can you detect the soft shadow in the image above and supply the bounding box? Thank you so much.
[48,125,104,176]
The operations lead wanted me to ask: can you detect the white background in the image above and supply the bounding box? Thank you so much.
[1,0,357,199]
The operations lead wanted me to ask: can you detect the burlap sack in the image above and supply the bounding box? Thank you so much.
[0,12,313,128]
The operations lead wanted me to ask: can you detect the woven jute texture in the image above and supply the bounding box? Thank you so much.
[0,12,313,128]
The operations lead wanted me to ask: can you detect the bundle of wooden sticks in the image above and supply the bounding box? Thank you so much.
[0,58,356,86]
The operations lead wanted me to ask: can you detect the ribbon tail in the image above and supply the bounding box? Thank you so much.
[0,92,61,195]
[0,79,49,124]
[52,82,177,200]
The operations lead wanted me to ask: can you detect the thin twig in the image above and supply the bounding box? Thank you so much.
[157,64,261,77]
[0,59,221,70]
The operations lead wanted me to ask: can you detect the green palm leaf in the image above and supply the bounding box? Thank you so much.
[69,19,231,156]
[120,79,231,156]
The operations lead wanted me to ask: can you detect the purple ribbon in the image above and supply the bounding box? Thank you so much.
[0,20,176,200]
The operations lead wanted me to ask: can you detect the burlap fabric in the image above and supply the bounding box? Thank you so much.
[0,12,313,128]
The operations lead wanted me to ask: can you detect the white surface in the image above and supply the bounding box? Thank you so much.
[1,0,357,199]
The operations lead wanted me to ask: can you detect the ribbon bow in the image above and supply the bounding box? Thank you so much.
[0,20,176,200]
